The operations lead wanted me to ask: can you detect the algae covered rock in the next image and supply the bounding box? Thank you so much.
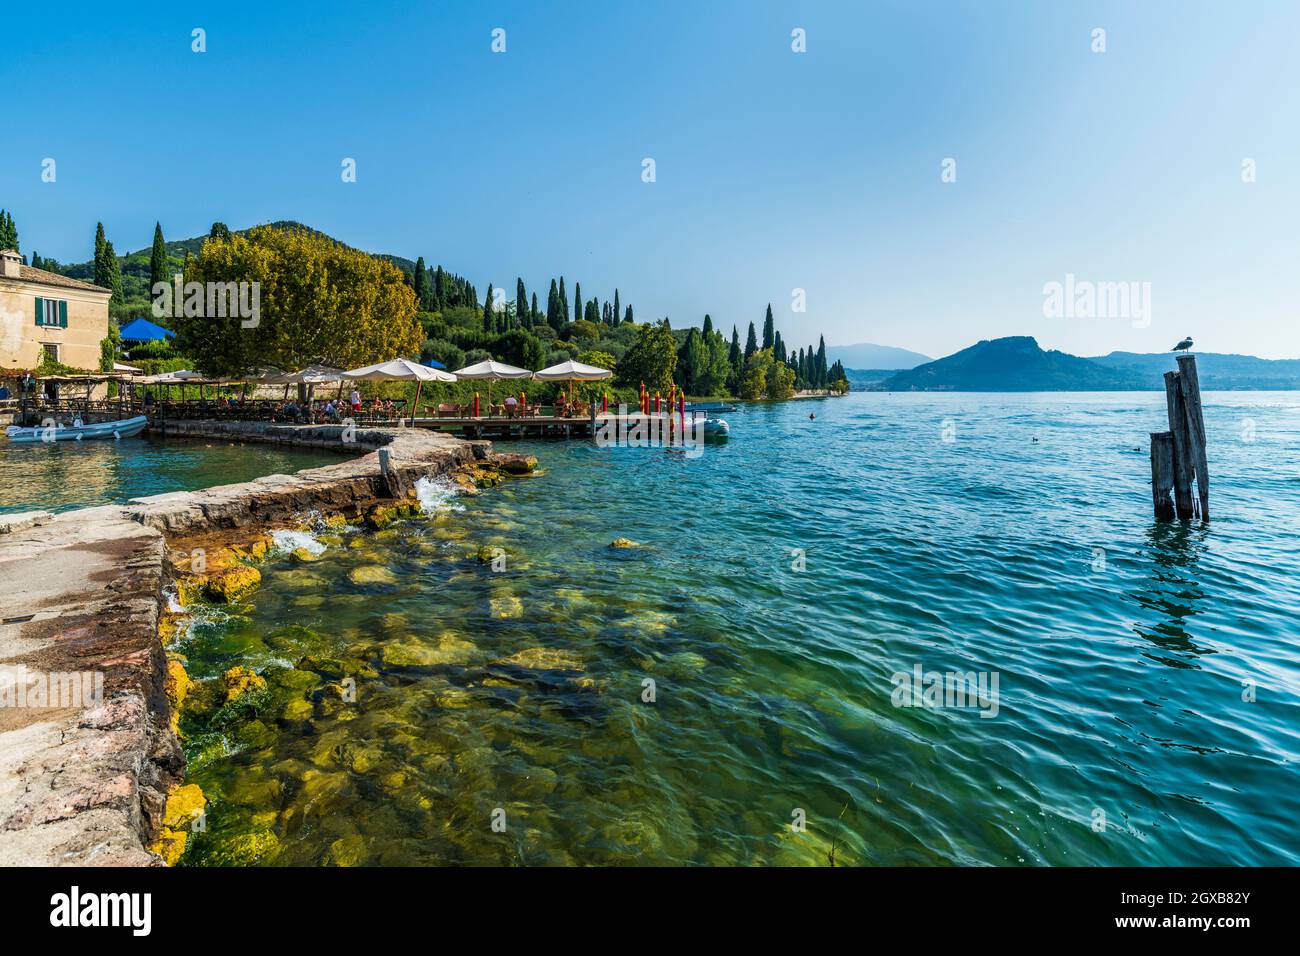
[148,783,207,866]
[609,538,640,549]
[365,505,399,530]
[290,546,320,563]
[204,564,262,602]
[280,698,316,721]
[222,666,267,702]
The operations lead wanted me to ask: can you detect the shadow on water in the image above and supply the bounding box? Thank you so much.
[1129,520,1213,666]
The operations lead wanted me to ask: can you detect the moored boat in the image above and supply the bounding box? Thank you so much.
[4,415,149,444]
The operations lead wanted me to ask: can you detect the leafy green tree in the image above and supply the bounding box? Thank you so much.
[740,348,771,399]
[176,225,421,377]
[616,322,677,391]
[578,349,617,370]
[150,223,168,291]
[209,222,232,242]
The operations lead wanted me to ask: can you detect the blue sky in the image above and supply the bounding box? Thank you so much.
[2,0,1297,358]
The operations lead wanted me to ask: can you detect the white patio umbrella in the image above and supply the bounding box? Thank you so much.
[342,358,457,424]
[452,359,535,412]
[533,359,613,410]
[532,359,614,382]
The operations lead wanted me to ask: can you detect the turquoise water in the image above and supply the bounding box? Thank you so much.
[0,436,346,514]
[178,392,1299,865]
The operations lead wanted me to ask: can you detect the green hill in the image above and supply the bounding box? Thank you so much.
[878,336,1143,391]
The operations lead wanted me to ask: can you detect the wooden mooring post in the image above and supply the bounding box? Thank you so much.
[1150,354,1209,520]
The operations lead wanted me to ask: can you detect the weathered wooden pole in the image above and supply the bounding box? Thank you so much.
[1150,431,1176,520]
[1175,355,1209,520]
[1163,371,1196,519]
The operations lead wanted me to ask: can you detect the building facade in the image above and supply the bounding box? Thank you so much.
[0,249,112,373]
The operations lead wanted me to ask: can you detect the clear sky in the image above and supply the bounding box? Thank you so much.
[2,0,1297,358]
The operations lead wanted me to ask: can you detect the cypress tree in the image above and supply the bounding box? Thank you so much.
[558,277,569,327]
[613,289,621,326]
[29,251,41,270]
[762,304,775,350]
[413,256,428,308]
[0,210,17,250]
[816,336,827,387]
[483,284,495,332]
[103,240,123,304]
[625,304,633,324]
[150,223,168,292]
[93,223,110,289]
[702,314,713,336]
[531,292,539,325]
[573,282,582,324]
[516,278,528,329]
[547,279,560,328]
[744,321,758,360]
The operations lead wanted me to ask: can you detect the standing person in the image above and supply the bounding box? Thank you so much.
[505,394,518,418]
[350,388,362,414]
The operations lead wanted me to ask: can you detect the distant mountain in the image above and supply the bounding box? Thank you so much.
[1090,350,1300,390]
[878,336,1143,391]
[826,342,930,370]
[874,336,1300,391]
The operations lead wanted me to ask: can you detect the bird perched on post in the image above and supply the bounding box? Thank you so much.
[1172,337,1194,353]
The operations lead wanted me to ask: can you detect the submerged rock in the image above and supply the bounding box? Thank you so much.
[495,647,584,672]
[609,538,640,549]
[290,546,320,563]
[348,564,398,586]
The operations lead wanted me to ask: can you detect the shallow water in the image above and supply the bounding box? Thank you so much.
[178,392,1300,866]
[0,436,346,513]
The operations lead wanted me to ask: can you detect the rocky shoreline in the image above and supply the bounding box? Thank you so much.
[0,422,535,866]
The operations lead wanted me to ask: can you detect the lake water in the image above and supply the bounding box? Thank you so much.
[0,436,346,514]
[172,391,1300,865]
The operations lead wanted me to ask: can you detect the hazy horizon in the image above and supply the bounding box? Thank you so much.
[3,1,1297,358]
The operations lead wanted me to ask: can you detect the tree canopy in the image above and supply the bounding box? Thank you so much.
[174,225,421,376]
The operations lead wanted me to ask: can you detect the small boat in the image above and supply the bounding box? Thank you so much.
[4,415,148,444]
[685,401,737,414]
[702,417,730,438]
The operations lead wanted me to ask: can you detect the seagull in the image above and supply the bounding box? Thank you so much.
[1172,336,1194,353]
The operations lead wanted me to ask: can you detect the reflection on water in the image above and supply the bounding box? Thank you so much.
[1130,521,1212,665]
[0,437,347,513]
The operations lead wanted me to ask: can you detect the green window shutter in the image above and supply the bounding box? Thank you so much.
[34,296,43,326]
[58,301,68,328]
